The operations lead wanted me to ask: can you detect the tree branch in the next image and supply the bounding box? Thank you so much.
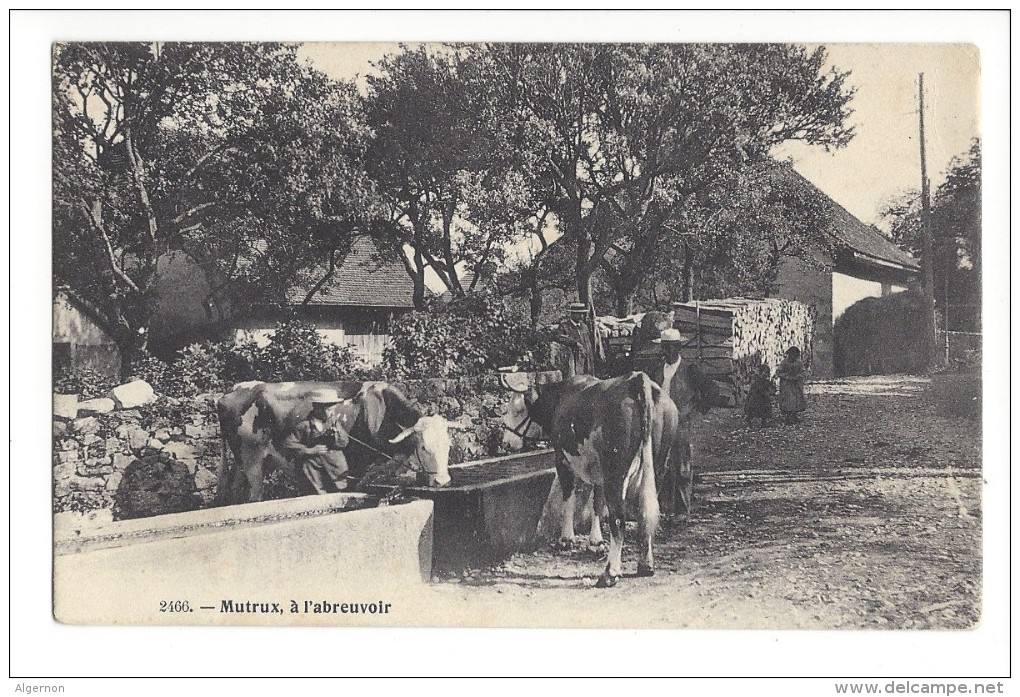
[80,200,142,295]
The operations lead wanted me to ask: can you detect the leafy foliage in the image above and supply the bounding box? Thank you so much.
[53,368,117,399]
[52,42,374,372]
[384,293,557,378]
[880,139,981,332]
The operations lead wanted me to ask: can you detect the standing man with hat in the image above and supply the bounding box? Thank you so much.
[282,388,351,495]
[555,302,601,378]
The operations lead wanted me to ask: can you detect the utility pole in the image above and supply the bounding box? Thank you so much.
[918,73,938,369]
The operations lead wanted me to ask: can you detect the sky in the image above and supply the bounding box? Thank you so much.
[297,41,981,230]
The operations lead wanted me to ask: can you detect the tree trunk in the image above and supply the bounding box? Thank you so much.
[576,237,593,306]
[681,245,694,303]
[615,288,634,318]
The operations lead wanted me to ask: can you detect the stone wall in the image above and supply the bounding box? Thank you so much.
[53,371,559,520]
[53,393,223,520]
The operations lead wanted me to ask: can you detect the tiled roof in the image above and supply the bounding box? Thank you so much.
[286,236,416,309]
[783,167,920,271]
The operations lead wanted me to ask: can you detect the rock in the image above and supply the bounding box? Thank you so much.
[194,467,219,490]
[163,442,199,472]
[117,409,142,421]
[105,470,124,492]
[52,421,69,438]
[53,394,79,420]
[154,429,171,442]
[71,416,100,434]
[56,450,79,465]
[56,438,78,452]
[146,438,164,451]
[185,424,218,439]
[109,380,156,409]
[112,452,136,471]
[126,426,150,451]
[78,398,115,414]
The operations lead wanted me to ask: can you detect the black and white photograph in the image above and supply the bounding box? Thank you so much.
[10,7,1009,685]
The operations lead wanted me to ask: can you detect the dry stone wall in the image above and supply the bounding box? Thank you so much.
[53,371,560,520]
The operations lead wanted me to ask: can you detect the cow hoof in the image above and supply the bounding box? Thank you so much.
[553,538,574,551]
[637,565,655,578]
[595,574,619,588]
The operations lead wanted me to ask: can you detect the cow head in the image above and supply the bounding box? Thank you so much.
[389,415,462,487]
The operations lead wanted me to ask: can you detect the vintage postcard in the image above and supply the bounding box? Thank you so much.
[50,37,985,637]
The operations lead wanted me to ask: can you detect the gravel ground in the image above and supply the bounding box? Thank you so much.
[425,373,982,629]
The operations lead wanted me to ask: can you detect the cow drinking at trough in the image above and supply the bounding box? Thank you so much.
[521,372,680,588]
[216,381,457,505]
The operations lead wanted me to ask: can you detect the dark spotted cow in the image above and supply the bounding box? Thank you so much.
[522,372,681,588]
[216,381,457,505]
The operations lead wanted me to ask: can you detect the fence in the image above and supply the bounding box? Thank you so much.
[939,330,981,367]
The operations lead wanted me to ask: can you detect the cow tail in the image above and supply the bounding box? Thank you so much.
[638,372,659,532]
[214,435,228,505]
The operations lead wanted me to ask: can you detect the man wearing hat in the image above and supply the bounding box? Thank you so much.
[282,388,351,495]
[555,302,600,378]
[650,328,720,426]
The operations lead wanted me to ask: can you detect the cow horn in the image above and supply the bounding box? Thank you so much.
[499,372,532,394]
[389,425,418,444]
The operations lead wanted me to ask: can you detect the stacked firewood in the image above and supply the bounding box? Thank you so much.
[672,298,814,405]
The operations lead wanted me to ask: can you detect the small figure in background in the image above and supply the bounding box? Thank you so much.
[744,363,774,429]
[555,302,599,378]
[776,346,808,424]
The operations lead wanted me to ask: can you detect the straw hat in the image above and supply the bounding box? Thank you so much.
[653,328,684,344]
[309,388,342,405]
[568,302,589,314]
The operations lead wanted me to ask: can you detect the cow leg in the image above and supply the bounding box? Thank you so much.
[556,463,577,549]
[595,482,626,588]
[588,485,606,547]
[677,441,694,517]
[241,440,269,503]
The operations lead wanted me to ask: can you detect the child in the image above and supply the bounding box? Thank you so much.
[744,363,774,428]
[775,346,807,424]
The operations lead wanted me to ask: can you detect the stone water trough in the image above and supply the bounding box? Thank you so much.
[365,449,557,574]
[54,492,433,625]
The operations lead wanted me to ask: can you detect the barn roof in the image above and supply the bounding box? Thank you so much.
[287,236,416,309]
[785,168,921,272]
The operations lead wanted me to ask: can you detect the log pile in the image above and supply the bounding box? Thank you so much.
[671,298,814,405]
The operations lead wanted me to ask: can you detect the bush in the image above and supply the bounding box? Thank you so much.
[249,320,364,382]
[834,292,929,376]
[53,368,115,399]
[385,292,558,378]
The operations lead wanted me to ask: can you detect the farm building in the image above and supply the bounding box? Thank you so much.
[771,170,921,377]
[53,289,121,378]
[232,236,416,365]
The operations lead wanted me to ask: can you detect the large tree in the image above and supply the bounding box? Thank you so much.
[881,139,981,331]
[364,46,539,307]
[52,42,372,371]
[478,43,855,314]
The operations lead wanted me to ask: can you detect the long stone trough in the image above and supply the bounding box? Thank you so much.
[365,449,557,574]
[54,492,434,625]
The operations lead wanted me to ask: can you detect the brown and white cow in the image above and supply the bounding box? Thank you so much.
[522,372,681,588]
[215,381,457,505]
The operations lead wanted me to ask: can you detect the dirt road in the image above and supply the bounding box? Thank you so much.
[426,374,982,629]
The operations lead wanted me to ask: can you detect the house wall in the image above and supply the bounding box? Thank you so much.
[772,253,834,377]
[235,307,403,366]
[53,294,121,377]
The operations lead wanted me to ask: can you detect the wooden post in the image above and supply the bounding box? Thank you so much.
[918,73,939,369]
